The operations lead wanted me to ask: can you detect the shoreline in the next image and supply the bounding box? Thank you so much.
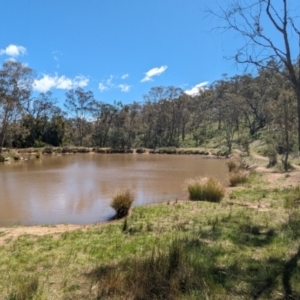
[1,156,299,243]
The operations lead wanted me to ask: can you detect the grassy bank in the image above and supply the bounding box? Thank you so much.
[1,167,300,299]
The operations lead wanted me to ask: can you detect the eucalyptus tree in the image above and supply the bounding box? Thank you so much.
[212,78,243,153]
[20,91,64,147]
[91,101,118,147]
[188,89,215,146]
[208,0,300,150]
[64,87,95,146]
[0,61,33,151]
[142,86,184,147]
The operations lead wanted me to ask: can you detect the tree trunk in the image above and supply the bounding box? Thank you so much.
[297,87,300,154]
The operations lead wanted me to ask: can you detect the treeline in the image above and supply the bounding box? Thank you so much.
[0,60,298,160]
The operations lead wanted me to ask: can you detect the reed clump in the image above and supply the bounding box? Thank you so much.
[111,187,135,219]
[186,177,225,202]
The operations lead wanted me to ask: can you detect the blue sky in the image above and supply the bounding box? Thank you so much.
[0,0,299,105]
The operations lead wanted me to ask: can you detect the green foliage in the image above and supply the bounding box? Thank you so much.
[33,140,46,148]
[186,177,225,202]
[42,146,53,154]
[111,187,135,219]
[266,146,278,167]
[240,135,251,155]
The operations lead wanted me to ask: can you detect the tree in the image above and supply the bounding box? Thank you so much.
[64,88,94,146]
[208,0,300,150]
[0,61,33,151]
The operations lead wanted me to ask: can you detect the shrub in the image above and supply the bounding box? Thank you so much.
[265,145,277,167]
[42,146,53,154]
[186,177,225,202]
[111,187,135,219]
[165,148,176,154]
[94,148,107,153]
[136,148,146,154]
[76,147,90,153]
[0,154,4,162]
[229,171,248,187]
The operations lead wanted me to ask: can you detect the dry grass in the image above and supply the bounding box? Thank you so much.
[229,171,249,187]
[111,187,135,219]
[186,177,225,202]
[226,159,239,172]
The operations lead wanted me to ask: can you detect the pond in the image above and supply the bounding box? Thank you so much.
[0,153,228,226]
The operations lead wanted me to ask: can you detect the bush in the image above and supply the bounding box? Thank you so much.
[186,177,225,202]
[229,171,248,187]
[0,154,4,162]
[111,187,135,219]
[42,146,53,154]
[267,146,277,167]
[136,148,146,154]
[76,147,90,153]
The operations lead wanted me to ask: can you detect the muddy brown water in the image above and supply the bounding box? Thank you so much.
[0,154,228,226]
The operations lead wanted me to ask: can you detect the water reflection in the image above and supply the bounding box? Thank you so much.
[0,154,228,225]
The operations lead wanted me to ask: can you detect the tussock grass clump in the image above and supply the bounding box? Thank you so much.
[111,187,135,219]
[186,177,225,202]
[229,171,249,187]
[226,159,239,172]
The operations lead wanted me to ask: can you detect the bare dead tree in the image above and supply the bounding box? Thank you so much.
[207,0,300,151]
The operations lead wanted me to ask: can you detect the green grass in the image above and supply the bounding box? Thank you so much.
[1,172,300,298]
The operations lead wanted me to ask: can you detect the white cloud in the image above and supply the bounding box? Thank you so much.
[99,75,131,93]
[99,83,108,92]
[118,84,131,92]
[0,44,27,57]
[73,75,89,88]
[98,75,114,92]
[141,65,168,82]
[33,74,89,93]
[56,76,73,89]
[184,81,209,96]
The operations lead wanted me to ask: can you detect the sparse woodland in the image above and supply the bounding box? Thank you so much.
[1,60,299,169]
